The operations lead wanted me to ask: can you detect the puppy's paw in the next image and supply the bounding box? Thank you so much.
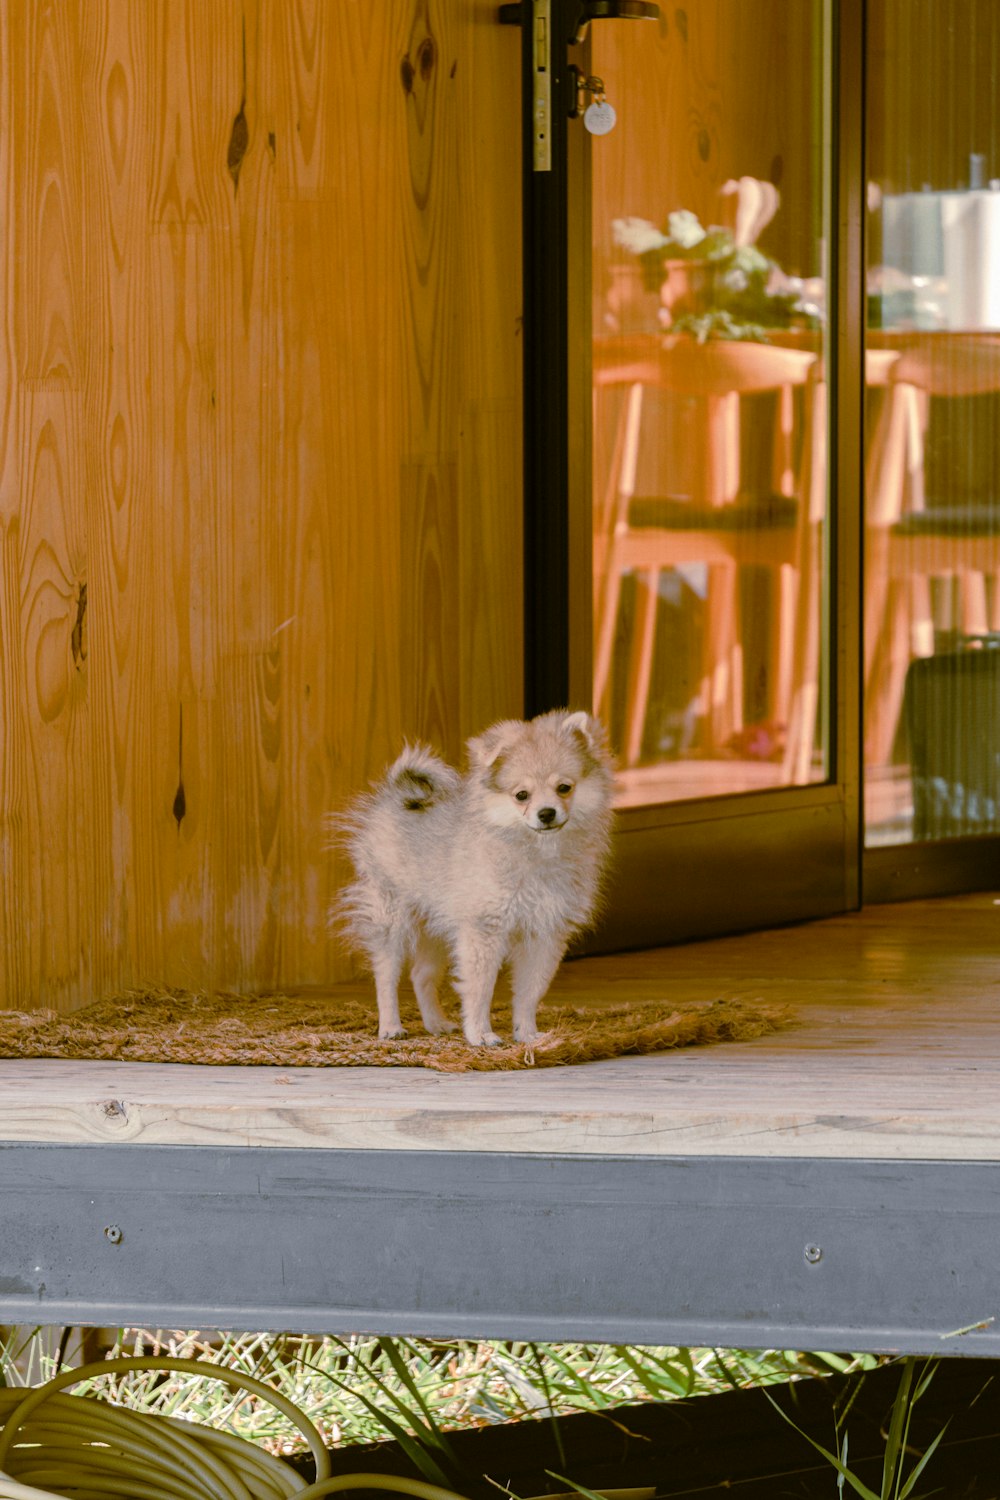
[425,1017,459,1036]
[513,1028,544,1047]
[378,1024,409,1040]
[465,1029,503,1048]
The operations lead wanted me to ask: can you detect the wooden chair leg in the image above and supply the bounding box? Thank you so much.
[911,574,938,663]
[593,387,632,621]
[864,530,892,685]
[961,571,989,638]
[623,567,660,767]
[593,551,625,720]
[783,370,827,785]
[772,562,797,728]
[865,577,911,766]
[703,562,738,751]
[594,384,644,723]
[989,573,1000,632]
[730,635,744,738]
[782,526,821,785]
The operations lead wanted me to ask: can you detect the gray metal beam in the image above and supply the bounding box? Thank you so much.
[0,1144,996,1353]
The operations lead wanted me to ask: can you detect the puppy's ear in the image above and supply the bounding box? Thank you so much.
[553,709,611,773]
[467,718,522,770]
[560,710,608,754]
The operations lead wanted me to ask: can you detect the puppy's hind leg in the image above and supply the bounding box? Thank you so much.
[370,940,408,1040]
[452,929,505,1047]
[410,930,458,1035]
[510,931,568,1045]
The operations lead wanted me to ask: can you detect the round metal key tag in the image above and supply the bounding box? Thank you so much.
[584,99,617,136]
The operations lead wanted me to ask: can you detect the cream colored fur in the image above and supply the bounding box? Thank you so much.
[333,710,615,1046]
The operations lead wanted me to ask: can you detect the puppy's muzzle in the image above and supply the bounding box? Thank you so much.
[533,805,566,831]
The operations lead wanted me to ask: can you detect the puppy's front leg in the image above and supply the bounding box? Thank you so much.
[510,932,567,1044]
[371,945,407,1039]
[410,930,458,1035]
[452,928,505,1046]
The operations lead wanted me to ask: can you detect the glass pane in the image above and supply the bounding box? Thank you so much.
[590,2,830,809]
[865,0,1000,846]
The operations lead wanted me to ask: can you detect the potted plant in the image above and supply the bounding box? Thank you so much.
[610,197,820,341]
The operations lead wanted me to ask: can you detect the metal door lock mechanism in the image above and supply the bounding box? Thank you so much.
[569,68,617,134]
[499,0,656,165]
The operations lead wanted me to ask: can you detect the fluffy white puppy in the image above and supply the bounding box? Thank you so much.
[334,710,615,1046]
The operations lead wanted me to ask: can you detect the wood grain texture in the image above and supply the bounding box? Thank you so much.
[0,892,996,1159]
[0,0,523,1009]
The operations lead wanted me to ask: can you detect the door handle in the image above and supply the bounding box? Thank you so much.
[568,0,659,44]
[499,0,660,43]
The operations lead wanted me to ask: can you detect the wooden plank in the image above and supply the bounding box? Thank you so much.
[0,893,997,1160]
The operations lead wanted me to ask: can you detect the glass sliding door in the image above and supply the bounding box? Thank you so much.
[515,0,996,942]
[864,0,1000,882]
[589,1,831,807]
[557,0,861,948]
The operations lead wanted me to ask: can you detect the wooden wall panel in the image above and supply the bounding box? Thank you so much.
[0,0,523,1010]
[454,12,523,743]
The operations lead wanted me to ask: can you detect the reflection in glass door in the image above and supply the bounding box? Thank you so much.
[589,2,831,811]
[515,0,860,947]
[864,0,1000,852]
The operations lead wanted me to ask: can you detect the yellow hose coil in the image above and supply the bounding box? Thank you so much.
[0,1355,474,1500]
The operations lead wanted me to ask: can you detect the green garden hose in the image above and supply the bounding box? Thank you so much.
[0,1355,474,1500]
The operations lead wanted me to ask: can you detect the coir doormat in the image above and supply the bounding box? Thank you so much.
[0,990,786,1072]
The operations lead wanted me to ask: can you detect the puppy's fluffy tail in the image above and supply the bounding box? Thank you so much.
[381,743,461,811]
[328,743,460,855]
[328,743,460,946]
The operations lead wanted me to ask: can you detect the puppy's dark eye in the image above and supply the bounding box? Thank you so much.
[556,782,574,796]
[514,789,530,803]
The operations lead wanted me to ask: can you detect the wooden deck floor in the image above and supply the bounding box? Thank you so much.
[2,891,998,1163]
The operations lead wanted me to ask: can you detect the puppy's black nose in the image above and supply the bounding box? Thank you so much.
[537,806,557,826]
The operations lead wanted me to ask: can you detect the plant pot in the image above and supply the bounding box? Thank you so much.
[604,262,661,333]
[659,257,714,324]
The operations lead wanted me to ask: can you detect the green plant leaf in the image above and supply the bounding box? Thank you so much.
[618,1345,695,1399]
[763,1358,948,1500]
[709,1349,745,1393]
[881,1359,916,1499]
[897,1423,949,1500]
[700,226,737,261]
[346,1388,457,1488]
[545,1470,617,1500]
[339,1336,464,1470]
[761,1386,881,1500]
[913,1362,939,1403]
[609,1347,668,1401]
[313,1343,459,1486]
[533,1347,614,1409]
[528,1343,567,1470]
[378,1338,456,1445]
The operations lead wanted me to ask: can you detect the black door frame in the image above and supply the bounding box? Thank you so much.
[507,0,575,716]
